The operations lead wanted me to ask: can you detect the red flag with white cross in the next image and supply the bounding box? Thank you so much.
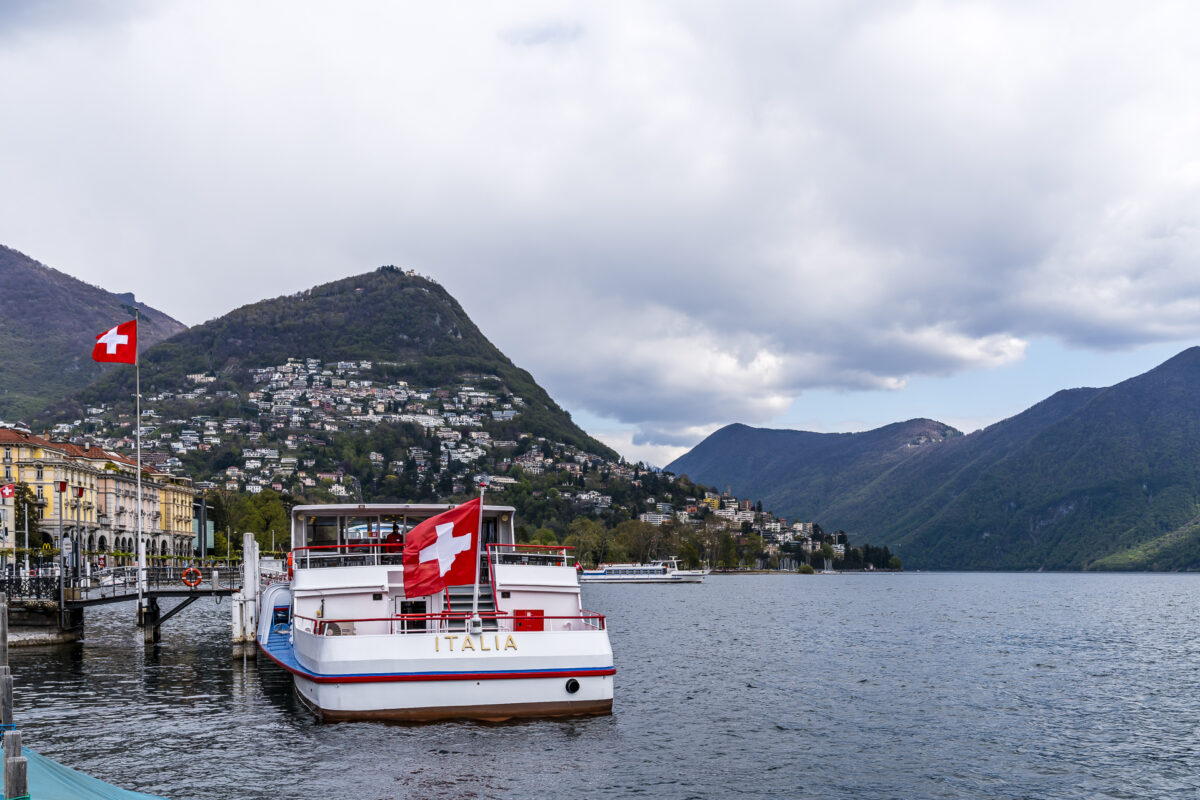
[402,498,481,597]
[0,484,14,500]
[92,319,138,364]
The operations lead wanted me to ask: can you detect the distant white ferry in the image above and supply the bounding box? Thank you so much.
[579,558,709,584]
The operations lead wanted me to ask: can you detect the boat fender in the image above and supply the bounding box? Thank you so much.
[565,678,580,694]
[182,567,202,587]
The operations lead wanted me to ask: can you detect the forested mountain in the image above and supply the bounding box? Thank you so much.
[46,266,614,460]
[0,244,185,421]
[668,348,1200,570]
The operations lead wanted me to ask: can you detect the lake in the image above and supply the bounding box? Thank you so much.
[10,573,1200,799]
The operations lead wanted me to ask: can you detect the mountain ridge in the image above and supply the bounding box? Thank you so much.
[0,244,186,421]
[668,347,1200,570]
[43,264,617,461]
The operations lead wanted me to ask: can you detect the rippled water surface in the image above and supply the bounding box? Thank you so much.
[11,573,1200,799]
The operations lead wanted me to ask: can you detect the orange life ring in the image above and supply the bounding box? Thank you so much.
[182,567,202,587]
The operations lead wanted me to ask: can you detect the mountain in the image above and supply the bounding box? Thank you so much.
[0,244,186,421]
[49,265,616,461]
[668,348,1200,570]
[666,419,962,520]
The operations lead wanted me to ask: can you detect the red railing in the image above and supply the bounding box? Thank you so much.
[291,542,405,569]
[484,543,578,614]
[293,610,606,636]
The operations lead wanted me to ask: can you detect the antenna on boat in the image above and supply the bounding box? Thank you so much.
[468,475,488,635]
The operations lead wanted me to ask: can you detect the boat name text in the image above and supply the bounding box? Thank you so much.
[434,634,518,653]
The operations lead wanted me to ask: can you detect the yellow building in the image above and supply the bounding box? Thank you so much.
[0,427,197,568]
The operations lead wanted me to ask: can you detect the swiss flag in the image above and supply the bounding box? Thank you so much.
[0,484,14,500]
[402,498,481,598]
[92,319,138,364]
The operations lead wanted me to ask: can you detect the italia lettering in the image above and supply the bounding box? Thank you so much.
[433,634,519,653]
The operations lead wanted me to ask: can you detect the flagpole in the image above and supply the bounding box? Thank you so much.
[135,308,144,621]
[469,478,487,635]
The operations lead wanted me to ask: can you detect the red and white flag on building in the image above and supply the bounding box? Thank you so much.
[92,319,138,364]
[0,483,14,500]
[402,498,481,597]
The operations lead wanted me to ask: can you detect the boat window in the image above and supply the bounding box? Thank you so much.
[345,516,380,542]
[381,515,404,545]
[307,516,338,548]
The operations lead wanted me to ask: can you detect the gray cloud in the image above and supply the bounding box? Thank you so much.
[2,1,1199,449]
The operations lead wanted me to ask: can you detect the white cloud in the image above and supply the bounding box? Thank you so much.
[3,1,1200,450]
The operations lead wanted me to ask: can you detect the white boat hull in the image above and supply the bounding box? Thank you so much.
[293,672,613,722]
[259,595,615,722]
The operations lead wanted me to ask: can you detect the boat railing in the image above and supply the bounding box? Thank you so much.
[292,543,406,569]
[292,542,578,570]
[293,609,606,636]
[486,543,575,568]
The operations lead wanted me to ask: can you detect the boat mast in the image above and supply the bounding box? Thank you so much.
[468,477,487,635]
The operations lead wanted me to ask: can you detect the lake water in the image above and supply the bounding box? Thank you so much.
[10,573,1200,799]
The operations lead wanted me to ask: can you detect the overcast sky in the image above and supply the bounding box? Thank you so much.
[3,1,1199,465]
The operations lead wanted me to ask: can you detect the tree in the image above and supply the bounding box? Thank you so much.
[10,482,41,545]
[531,528,558,545]
[719,532,738,569]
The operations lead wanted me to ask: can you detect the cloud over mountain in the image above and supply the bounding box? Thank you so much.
[2,2,1199,447]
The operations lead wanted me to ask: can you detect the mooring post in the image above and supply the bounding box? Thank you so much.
[0,673,12,729]
[143,597,161,644]
[233,532,260,658]
[4,728,27,800]
[0,599,8,669]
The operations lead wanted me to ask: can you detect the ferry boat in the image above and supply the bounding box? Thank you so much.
[579,557,709,584]
[256,501,615,722]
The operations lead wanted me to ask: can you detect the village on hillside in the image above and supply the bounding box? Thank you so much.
[25,356,885,567]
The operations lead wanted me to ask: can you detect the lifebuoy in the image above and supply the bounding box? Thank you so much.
[182,567,202,587]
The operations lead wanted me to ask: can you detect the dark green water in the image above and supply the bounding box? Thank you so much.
[11,573,1200,799]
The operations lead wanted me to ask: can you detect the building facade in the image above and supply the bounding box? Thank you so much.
[0,427,197,567]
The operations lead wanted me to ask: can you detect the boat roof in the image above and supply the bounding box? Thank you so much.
[291,502,517,518]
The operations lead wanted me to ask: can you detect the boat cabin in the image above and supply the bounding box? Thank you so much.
[288,503,586,636]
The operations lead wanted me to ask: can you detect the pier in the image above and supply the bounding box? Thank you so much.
[0,563,243,645]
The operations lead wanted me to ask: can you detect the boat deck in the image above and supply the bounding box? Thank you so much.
[259,620,318,678]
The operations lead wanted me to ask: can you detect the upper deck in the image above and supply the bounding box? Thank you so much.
[291,502,517,560]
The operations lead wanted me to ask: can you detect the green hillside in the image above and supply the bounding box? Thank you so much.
[46,265,615,460]
[0,244,185,421]
[668,348,1200,570]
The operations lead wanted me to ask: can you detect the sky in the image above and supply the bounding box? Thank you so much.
[2,1,1199,466]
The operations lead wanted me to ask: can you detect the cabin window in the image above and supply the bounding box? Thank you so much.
[345,516,379,542]
[307,516,339,548]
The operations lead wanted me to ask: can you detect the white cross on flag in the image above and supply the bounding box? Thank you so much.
[402,498,480,597]
[91,319,138,364]
[0,484,14,500]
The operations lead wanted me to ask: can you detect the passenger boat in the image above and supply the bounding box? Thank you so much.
[256,500,615,722]
[579,557,709,584]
